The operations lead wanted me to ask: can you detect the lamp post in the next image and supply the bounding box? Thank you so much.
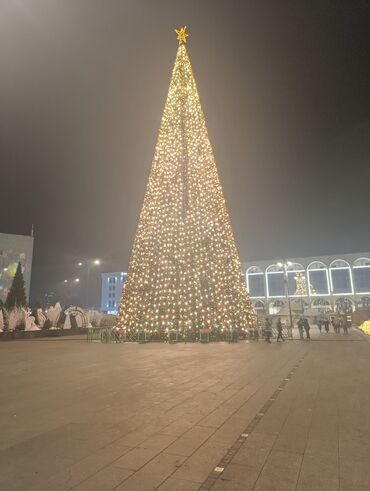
[277,260,293,330]
[77,259,101,308]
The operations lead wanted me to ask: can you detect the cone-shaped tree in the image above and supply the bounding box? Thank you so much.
[5,262,27,310]
[117,27,255,335]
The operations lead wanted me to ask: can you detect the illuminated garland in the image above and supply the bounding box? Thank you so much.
[117,27,256,336]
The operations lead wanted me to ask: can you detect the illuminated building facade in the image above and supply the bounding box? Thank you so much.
[100,272,127,315]
[0,232,34,303]
[243,252,370,315]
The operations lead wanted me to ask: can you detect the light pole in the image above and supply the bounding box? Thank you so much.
[77,259,101,308]
[277,261,294,330]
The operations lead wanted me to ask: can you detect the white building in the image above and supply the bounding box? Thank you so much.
[100,272,127,314]
[243,252,370,315]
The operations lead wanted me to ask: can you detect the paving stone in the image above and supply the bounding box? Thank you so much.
[114,452,186,490]
[72,465,133,490]
[157,476,202,490]
[1,330,369,491]
[165,426,215,456]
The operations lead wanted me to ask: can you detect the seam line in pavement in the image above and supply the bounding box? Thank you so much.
[198,354,307,490]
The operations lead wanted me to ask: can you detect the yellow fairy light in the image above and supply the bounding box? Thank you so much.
[116,28,256,334]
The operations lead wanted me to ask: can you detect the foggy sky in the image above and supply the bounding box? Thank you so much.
[0,0,369,306]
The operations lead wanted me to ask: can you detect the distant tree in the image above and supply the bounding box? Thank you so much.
[5,262,27,310]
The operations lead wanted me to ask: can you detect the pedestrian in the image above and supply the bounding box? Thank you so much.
[264,317,272,343]
[324,319,329,333]
[276,317,284,342]
[303,317,310,339]
[318,319,322,333]
[297,317,304,340]
[343,320,348,335]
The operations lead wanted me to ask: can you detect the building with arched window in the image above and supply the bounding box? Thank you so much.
[243,252,370,315]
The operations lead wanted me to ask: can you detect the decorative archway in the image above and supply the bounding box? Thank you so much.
[335,297,354,314]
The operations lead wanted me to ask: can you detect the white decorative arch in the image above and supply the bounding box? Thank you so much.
[253,299,266,311]
[335,297,354,313]
[353,257,370,267]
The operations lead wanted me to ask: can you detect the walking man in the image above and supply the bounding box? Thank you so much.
[303,317,311,339]
[276,317,284,342]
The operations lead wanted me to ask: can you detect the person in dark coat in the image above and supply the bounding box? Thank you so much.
[264,317,272,343]
[324,319,330,333]
[297,317,304,340]
[276,317,284,342]
[317,319,322,333]
[303,317,310,339]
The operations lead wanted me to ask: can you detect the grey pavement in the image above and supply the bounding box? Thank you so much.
[0,328,369,490]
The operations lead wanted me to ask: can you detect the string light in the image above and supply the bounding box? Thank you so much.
[116,28,256,337]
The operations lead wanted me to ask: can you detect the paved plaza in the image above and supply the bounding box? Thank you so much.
[0,328,369,491]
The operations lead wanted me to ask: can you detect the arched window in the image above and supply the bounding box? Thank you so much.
[253,300,266,313]
[246,266,265,298]
[357,296,370,309]
[352,258,370,294]
[286,263,305,296]
[329,260,353,295]
[266,264,285,297]
[335,297,354,313]
[307,261,329,295]
[269,299,285,315]
[311,298,331,311]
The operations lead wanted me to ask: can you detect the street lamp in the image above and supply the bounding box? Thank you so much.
[75,278,80,283]
[76,259,101,308]
[277,260,294,330]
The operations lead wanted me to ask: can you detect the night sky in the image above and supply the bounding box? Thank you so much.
[0,1,369,306]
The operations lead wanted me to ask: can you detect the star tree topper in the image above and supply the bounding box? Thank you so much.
[175,26,188,44]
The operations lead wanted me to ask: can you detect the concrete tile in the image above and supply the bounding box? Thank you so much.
[172,441,230,483]
[115,452,186,490]
[165,426,215,456]
[157,476,201,490]
[231,432,275,469]
[72,465,133,490]
[216,463,260,486]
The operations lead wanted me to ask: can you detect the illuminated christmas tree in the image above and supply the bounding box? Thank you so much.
[294,272,316,296]
[117,27,255,337]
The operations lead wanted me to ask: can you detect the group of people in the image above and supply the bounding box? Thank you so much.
[297,317,311,340]
[263,317,287,343]
[317,317,349,334]
[262,315,349,343]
